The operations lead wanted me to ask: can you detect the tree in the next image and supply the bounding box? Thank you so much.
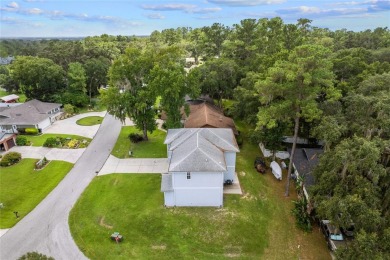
[101,46,157,140]
[149,46,200,128]
[10,56,65,102]
[83,57,110,102]
[192,58,239,107]
[201,23,230,59]
[255,44,339,196]
[63,62,88,107]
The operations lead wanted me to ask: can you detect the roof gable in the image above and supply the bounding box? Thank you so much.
[184,103,238,134]
[166,128,239,172]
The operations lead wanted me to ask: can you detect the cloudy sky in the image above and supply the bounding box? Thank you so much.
[1,0,389,37]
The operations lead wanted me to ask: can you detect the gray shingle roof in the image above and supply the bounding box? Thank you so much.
[165,128,239,172]
[0,99,61,125]
[288,148,323,188]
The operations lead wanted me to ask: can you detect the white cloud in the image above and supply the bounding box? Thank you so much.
[207,0,285,6]
[146,13,165,19]
[7,2,19,9]
[27,8,43,14]
[141,4,197,12]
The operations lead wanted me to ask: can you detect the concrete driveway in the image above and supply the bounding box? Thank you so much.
[44,111,107,138]
[98,155,168,175]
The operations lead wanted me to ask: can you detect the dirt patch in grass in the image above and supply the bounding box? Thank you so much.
[98,216,113,229]
[151,245,166,250]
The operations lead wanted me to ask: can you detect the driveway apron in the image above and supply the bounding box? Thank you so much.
[0,113,122,260]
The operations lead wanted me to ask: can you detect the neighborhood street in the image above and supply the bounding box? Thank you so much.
[0,113,122,260]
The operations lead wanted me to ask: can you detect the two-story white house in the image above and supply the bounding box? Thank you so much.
[161,128,239,207]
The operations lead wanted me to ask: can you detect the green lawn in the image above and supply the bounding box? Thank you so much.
[21,134,92,147]
[69,123,330,259]
[0,159,73,228]
[76,116,104,126]
[111,126,167,158]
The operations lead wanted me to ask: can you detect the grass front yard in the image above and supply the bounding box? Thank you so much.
[69,126,330,259]
[76,116,104,126]
[21,134,91,147]
[111,126,166,158]
[0,159,73,228]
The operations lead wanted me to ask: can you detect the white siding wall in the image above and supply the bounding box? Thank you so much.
[37,118,51,130]
[164,191,175,206]
[173,172,221,188]
[224,152,236,181]
[172,172,223,207]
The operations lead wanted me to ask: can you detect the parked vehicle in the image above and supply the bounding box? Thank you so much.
[340,224,355,237]
[320,220,347,251]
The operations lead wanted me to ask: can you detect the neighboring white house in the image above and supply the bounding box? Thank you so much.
[161,128,239,207]
[0,99,62,133]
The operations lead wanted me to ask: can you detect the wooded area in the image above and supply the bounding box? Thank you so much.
[0,18,389,258]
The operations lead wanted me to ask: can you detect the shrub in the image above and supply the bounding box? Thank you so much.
[291,197,312,232]
[16,136,28,146]
[43,137,59,148]
[236,132,243,146]
[25,128,39,135]
[0,152,22,167]
[64,104,75,115]
[18,251,54,260]
[67,139,79,148]
[128,133,144,143]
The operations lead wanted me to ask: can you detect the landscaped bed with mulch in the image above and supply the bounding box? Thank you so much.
[19,134,91,148]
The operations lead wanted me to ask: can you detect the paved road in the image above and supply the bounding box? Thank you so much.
[0,114,122,260]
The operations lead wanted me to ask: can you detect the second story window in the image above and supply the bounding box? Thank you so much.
[187,172,191,179]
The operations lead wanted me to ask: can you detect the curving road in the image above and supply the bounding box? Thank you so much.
[0,113,122,260]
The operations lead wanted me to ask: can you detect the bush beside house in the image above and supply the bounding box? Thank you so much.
[0,152,22,167]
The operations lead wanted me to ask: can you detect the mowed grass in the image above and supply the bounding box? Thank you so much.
[0,159,73,228]
[111,126,167,158]
[76,116,104,126]
[70,123,330,259]
[21,134,92,147]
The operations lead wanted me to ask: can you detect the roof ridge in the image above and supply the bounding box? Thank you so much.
[203,129,238,151]
[198,145,226,171]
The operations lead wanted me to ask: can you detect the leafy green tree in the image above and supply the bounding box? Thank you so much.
[255,44,339,196]
[101,46,156,140]
[62,62,88,107]
[201,23,230,59]
[0,65,19,92]
[10,56,65,102]
[192,58,239,107]
[18,251,54,260]
[83,57,110,102]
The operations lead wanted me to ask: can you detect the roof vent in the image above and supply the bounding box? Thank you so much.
[205,159,208,162]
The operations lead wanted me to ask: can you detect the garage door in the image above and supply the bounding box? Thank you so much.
[38,118,51,130]
[6,138,15,150]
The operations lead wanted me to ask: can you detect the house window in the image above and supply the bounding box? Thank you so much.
[187,172,191,179]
